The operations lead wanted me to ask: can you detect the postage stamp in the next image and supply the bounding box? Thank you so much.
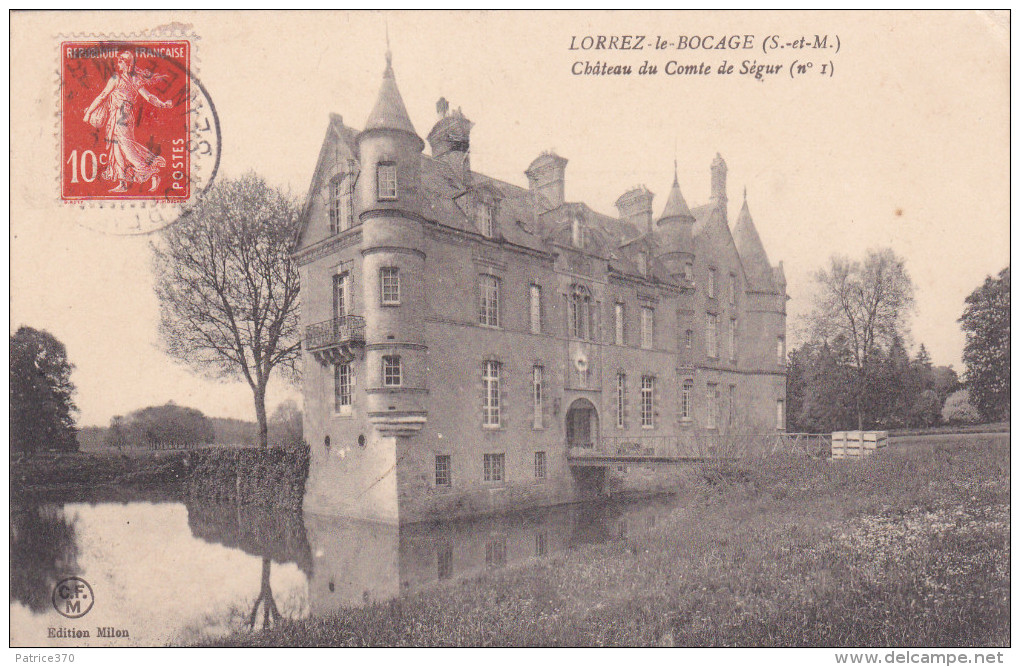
[60,40,192,202]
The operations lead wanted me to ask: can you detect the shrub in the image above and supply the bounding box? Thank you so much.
[941,389,981,425]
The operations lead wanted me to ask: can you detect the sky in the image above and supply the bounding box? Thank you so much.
[10,11,1010,427]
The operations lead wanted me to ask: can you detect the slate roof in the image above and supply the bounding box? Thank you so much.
[657,173,695,225]
[363,56,419,137]
[300,61,782,294]
[732,197,777,292]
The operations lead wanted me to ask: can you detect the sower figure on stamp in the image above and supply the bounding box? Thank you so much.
[82,50,173,193]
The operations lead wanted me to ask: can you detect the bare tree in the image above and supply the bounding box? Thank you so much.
[248,557,282,631]
[152,174,301,449]
[808,248,915,430]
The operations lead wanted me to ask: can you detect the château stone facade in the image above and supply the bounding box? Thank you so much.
[294,53,788,523]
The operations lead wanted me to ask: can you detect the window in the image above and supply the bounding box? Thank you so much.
[483,361,500,427]
[534,451,546,479]
[478,275,500,327]
[616,372,627,428]
[706,314,718,358]
[435,455,451,487]
[532,366,544,429]
[483,453,505,482]
[729,385,736,426]
[777,400,786,430]
[529,284,542,334]
[382,355,401,386]
[334,362,352,412]
[535,532,548,557]
[332,272,348,318]
[485,538,506,567]
[708,268,717,298]
[614,303,625,345]
[377,162,397,200]
[684,262,694,282]
[328,175,353,234]
[684,329,693,350]
[437,543,453,580]
[641,307,654,349]
[641,375,655,428]
[380,267,400,305]
[637,253,648,276]
[728,273,736,304]
[569,285,594,340]
[707,383,719,429]
[777,336,786,365]
[680,379,693,420]
[729,318,737,361]
[478,201,495,237]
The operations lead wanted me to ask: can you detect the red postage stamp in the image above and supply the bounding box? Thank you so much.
[61,40,191,202]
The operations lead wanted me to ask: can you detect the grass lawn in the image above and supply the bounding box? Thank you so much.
[206,434,1009,647]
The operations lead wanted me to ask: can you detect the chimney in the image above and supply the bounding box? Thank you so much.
[615,186,655,233]
[427,99,473,183]
[525,152,568,210]
[710,153,728,221]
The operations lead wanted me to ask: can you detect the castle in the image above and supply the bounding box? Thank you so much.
[294,52,788,523]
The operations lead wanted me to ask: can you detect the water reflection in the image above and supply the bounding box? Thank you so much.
[9,501,308,647]
[185,502,312,632]
[9,492,677,646]
[305,497,676,616]
[10,504,80,613]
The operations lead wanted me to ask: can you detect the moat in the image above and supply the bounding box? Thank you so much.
[10,490,679,646]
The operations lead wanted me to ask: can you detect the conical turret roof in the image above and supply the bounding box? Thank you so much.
[773,261,787,291]
[657,169,695,224]
[732,191,776,291]
[364,52,419,138]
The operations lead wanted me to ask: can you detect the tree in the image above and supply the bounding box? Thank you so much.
[914,343,932,369]
[10,326,78,455]
[930,365,961,402]
[152,174,302,448]
[791,340,856,434]
[960,266,1010,422]
[105,415,129,450]
[121,402,215,449]
[268,399,303,449]
[909,390,942,428]
[808,248,915,430]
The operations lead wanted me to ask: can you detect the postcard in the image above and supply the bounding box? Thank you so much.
[9,10,1010,655]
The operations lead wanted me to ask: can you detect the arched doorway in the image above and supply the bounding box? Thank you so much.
[565,398,599,450]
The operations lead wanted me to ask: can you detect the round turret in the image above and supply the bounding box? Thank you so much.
[356,52,428,435]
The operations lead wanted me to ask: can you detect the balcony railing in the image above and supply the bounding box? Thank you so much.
[304,315,366,364]
[569,432,831,462]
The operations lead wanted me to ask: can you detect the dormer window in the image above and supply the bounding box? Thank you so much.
[377,163,397,201]
[478,201,496,238]
[328,174,354,234]
[571,213,586,248]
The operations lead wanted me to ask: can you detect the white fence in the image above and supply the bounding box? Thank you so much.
[831,431,888,459]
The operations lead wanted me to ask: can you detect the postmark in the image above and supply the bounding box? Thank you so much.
[52,576,95,619]
[61,40,191,202]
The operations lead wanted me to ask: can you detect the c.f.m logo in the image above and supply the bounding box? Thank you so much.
[52,577,95,619]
